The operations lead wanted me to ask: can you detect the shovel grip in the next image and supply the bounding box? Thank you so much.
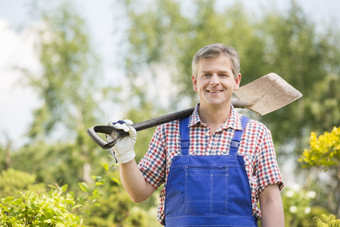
[87,126,129,149]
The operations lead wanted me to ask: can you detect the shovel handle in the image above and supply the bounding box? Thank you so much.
[87,100,250,149]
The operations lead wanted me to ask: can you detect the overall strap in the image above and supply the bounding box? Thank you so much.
[180,117,190,155]
[229,115,249,156]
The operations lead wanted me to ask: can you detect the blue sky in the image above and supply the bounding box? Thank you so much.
[0,0,339,146]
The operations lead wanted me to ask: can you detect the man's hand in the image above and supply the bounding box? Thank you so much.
[107,119,136,163]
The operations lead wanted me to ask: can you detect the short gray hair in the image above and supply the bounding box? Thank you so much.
[192,43,240,78]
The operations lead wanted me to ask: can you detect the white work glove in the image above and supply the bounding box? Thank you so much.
[107,119,136,163]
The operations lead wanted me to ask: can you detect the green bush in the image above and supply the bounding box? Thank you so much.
[0,185,83,226]
[314,214,340,226]
[0,169,46,198]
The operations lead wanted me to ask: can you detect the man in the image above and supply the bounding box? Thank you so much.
[110,43,284,226]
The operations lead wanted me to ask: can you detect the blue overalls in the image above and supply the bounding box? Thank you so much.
[164,116,258,227]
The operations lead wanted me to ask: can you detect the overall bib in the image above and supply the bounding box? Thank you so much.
[164,116,258,227]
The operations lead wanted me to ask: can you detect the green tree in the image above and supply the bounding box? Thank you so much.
[117,0,266,110]
[17,0,106,187]
[260,0,340,146]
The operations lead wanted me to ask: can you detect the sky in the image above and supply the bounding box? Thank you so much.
[0,0,340,147]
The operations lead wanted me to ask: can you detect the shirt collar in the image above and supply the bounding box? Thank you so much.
[189,103,243,131]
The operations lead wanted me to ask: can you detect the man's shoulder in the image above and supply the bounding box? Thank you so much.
[242,115,271,134]
[155,119,180,133]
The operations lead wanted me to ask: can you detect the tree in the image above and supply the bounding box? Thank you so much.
[116,0,267,110]
[4,1,159,225]
[17,0,106,187]
[259,0,340,146]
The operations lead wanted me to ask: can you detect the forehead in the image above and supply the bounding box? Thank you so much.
[197,54,232,72]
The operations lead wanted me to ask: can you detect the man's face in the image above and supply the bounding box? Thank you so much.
[192,54,241,110]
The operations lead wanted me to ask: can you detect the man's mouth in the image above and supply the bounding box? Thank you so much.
[207,90,223,93]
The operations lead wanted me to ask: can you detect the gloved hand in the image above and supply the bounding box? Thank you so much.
[107,119,136,163]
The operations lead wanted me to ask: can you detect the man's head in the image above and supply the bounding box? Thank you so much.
[191,43,242,111]
[192,43,240,79]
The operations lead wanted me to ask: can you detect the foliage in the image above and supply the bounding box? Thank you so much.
[306,73,340,132]
[14,0,110,192]
[0,169,46,198]
[25,1,101,140]
[300,126,340,169]
[10,141,106,193]
[299,126,340,217]
[314,214,340,227]
[282,185,331,227]
[117,0,267,109]
[258,0,340,148]
[79,163,159,226]
[0,185,83,226]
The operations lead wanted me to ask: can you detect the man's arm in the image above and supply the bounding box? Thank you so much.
[259,184,284,227]
[119,159,156,203]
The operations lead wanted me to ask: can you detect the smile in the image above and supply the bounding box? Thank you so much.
[207,90,223,93]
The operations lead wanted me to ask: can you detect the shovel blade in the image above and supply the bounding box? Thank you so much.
[234,73,302,115]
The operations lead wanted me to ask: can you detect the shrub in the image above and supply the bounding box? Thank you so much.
[0,185,83,226]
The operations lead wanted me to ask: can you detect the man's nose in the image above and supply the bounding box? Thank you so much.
[210,73,220,85]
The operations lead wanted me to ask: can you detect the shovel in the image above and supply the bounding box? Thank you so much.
[87,73,302,149]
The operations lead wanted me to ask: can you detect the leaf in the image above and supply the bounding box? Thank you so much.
[95,181,105,186]
[102,163,109,172]
[78,182,89,193]
[110,177,120,186]
[62,184,68,193]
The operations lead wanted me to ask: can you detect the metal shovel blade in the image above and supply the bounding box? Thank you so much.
[234,73,302,115]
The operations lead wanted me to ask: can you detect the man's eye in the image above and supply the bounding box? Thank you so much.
[220,73,228,77]
[203,73,211,77]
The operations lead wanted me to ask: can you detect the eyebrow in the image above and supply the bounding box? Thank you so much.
[201,70,230,74]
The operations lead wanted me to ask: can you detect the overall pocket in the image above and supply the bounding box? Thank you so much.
[184,166,229,214]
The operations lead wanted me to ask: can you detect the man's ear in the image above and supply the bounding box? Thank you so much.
[233,73,242,91]
[192,74,197,92]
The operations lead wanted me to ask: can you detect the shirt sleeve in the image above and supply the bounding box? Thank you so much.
[255,124,284,193]
[138,125,167,189]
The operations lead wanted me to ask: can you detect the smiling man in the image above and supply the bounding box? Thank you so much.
[110,43,285,226]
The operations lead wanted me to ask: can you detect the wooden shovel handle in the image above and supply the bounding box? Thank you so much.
[87,100,250,149]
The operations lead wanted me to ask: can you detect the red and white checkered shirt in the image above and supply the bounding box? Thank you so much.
[138,104,284,225]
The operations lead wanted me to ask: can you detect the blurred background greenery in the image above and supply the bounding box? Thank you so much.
[0,0,339,226]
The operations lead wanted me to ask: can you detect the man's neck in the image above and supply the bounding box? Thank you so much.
[198,104,231,133]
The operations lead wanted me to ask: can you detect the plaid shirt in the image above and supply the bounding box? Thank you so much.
[138,104,284,225]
